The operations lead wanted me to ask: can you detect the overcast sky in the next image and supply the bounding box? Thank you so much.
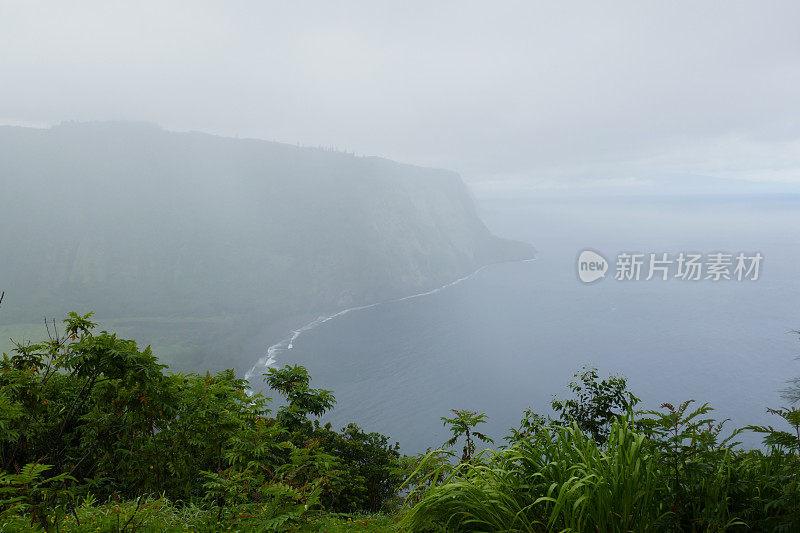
[2,1,800,191]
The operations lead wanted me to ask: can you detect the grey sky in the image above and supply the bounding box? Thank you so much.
[2,1,800,190]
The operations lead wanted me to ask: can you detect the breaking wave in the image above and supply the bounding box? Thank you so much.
[244,258,535,382]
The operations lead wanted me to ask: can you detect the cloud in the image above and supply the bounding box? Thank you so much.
[2,1,799,188]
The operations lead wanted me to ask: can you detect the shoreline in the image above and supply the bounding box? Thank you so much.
[243,255,537,382]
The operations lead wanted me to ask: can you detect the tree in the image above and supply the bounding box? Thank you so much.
[550,365,639,443]
[264,365,335,430]
[441,409,493,463]
[748,406,800,453]
[314,422,402,512]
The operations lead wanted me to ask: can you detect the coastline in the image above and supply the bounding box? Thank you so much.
[243,255,537,382]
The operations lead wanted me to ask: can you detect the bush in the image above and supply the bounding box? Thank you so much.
[0,313,402,530]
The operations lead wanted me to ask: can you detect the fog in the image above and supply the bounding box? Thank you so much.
[3,1,800,191]
[5,5,800,524]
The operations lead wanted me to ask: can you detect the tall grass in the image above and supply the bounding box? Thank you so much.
[402,418,665,532]
[401,417,800,532]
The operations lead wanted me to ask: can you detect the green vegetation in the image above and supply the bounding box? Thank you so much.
[3,313,800,531]
[0,317,248,374]
[0,312,402,531]
[0,122,534,372]
[403,366,800,532]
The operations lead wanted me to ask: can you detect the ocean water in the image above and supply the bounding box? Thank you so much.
[252,195,800,453]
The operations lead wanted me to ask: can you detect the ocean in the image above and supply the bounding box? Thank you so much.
[249,194,800,453]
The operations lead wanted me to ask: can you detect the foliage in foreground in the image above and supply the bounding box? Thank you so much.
[401,369,800,532]
[0,312,401,531]
[3,312,800,531]
[0,496,394,532]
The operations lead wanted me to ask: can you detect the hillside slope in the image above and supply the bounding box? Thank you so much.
[0,122,534,370]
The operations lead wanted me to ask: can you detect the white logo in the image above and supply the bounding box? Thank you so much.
[577,250,608,283]
[576,249,763,283]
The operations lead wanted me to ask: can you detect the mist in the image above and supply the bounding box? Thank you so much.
[3,1,800,190]
[3,3,800,528]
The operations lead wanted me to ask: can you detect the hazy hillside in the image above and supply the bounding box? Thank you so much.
[0,122,533,371]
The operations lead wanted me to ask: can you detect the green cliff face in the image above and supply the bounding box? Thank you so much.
[0,122,533,370]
